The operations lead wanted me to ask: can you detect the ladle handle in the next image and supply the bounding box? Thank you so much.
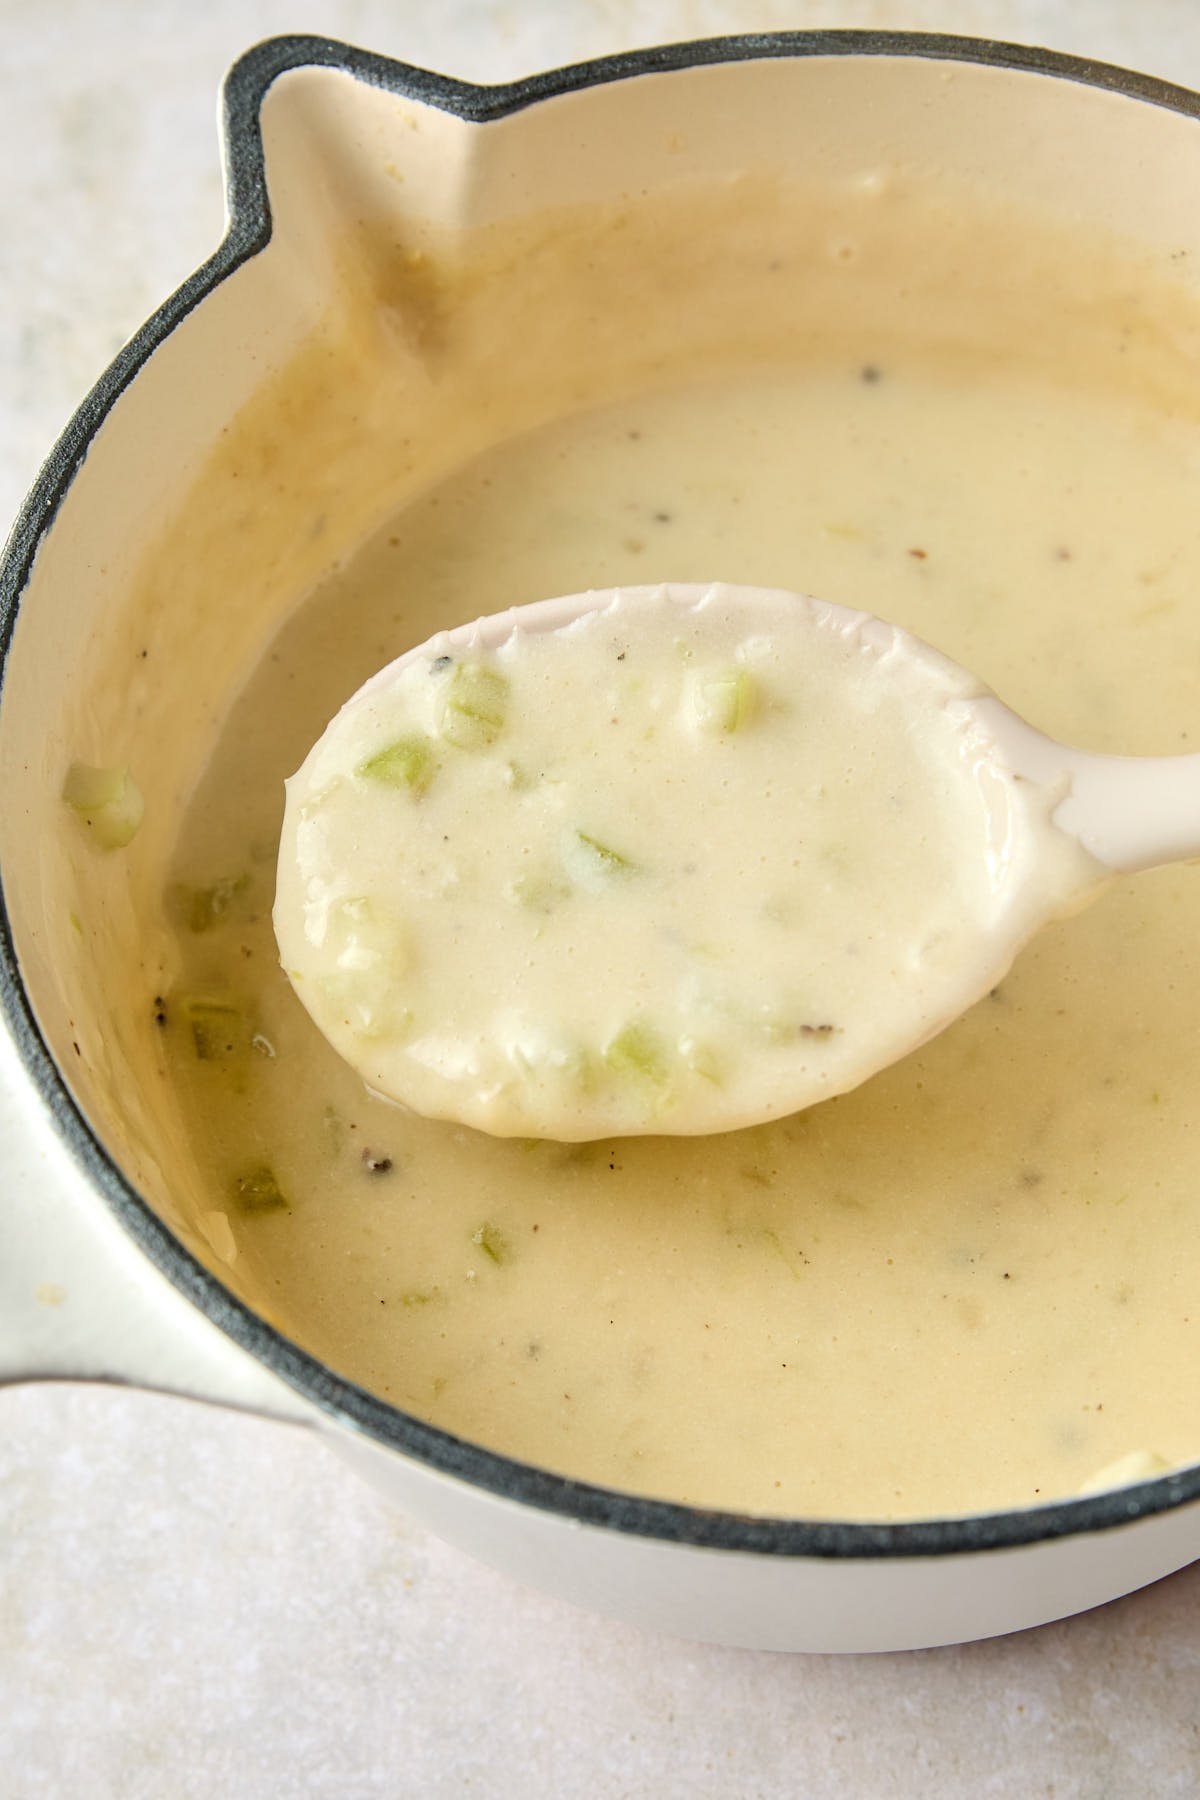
[971,698,1200,876]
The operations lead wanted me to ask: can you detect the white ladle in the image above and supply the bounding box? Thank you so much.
[276,582,1194,1140]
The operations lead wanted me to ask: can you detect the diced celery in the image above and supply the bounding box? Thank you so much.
[232,1164,288,1214]
[567,829,637,883]
[558,1141,601,1167]
[328,896,409,978]
[756,1010,790,1044]
[437,662,509,751]
[760,1226,806,1281]
[62,763,125,811]
[680,1036,724,1086]
[318,972,412,1042]
[357,734,436,794]
[757,1010,838,1046]
[567,1046,601,1094]
[507,869,572,914]
[689,667,757,734]
[183,997,246,1061]
[171,872,251,933]
[322,1104,345,1152]
[471,1222,510,1265]
[317,901,411,1034]
[62,761,144,849]
[604,1021,669,1088]
[317,899,413,1037]
[507,1029,597,1094]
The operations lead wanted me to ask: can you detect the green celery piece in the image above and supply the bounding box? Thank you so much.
[438,662,509,751]
[559,1142,601,1167]
[760,1226,806,1281]
[62,761,144,849]
[172,872,252,934]
[692,667,757,734]
[317,970,413,1042]
[681,1037,724,1086]
[322,1104,345,1152]
[357,734,436,794]
[508,869,572,914]
[62,763,125,810]
[183,998,246,1061]
[756,1007,838,1046]
[232,1164,288,1214]
[471,1222,510,1265]
[567,1046,601,1094]
[604,1021,669,1088]
[574,830,635,876]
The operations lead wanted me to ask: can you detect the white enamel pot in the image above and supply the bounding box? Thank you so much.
[2,31,1199,1654]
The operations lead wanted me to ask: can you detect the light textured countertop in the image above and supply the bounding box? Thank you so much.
[3,3,1200,1796]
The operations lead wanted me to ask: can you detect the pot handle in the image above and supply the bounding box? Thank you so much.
[0,1032,317,1426]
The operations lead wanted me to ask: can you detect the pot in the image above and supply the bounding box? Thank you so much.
[2,30,1198,1654]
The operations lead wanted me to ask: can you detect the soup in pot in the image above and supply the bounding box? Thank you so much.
[138,180,1200,1521]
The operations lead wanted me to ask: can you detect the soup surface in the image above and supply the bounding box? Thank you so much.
[161,349,1200,1520]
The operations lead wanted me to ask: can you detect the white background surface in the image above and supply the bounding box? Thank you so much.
[3,3,1200,1795]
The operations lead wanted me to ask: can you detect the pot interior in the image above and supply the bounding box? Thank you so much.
[4,42,1200,1521]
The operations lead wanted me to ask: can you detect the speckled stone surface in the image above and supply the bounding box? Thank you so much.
[3,3,1200,1795]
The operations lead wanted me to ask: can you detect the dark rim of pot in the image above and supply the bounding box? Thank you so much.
[2,29,1199,1561]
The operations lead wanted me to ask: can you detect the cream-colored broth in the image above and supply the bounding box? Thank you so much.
[161,353,1200,1520]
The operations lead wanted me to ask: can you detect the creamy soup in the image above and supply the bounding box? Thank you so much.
[154,340,1200,1520]
[275,582,1095,1139]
